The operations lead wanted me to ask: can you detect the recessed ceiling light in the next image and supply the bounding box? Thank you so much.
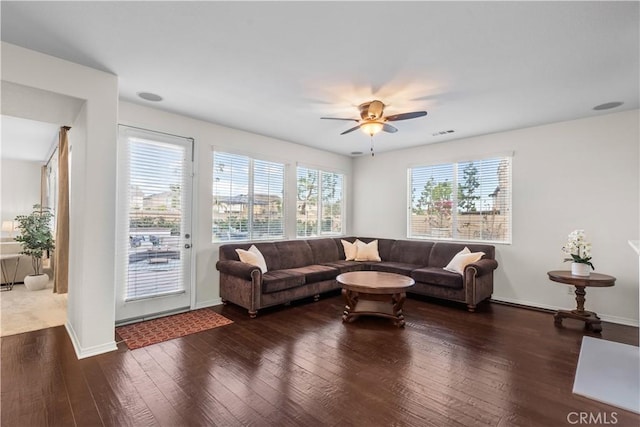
[137,92,163,102]
[593,101,623,111]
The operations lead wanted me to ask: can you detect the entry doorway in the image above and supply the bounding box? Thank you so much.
[115,126,194,324]
[0,115,68,336]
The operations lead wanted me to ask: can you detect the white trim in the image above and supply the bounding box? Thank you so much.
[407,155,512,244]
[212,150,287,243]
[406,150,515,169]
[296,160,348,177]
[295,165,346,238]
[491,296,639,327]
[406,236,513,246]
[194,298,223,310]
[115,126,194,321]
[65,322,117,359]
[295,161,350,237]
[211,145,289,169]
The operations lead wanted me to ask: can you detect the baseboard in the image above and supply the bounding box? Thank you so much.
[65,322,118,360]
[491,296,639,327]
[194,297,223,310]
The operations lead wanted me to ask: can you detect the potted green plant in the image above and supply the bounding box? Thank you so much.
[14,204,55,291]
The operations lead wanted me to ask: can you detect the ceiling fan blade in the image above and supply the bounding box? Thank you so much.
[340,124,362,135]
[384,111,428,121]
[320,117,359,122]
[382,123,398,133]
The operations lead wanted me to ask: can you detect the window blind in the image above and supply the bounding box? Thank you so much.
[409,156,511,243]
[297,166,344,237]
[124,137,188,300]
[212,151,285,242]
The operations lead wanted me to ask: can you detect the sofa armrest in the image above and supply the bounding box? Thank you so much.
[216,260,261,280]
[465,258,498,276]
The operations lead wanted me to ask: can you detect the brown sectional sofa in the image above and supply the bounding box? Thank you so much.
[216,237,498,318]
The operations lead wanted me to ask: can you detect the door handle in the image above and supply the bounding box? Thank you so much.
[184,244,192,249]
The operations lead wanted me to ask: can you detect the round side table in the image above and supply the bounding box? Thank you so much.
[547,270,615,333]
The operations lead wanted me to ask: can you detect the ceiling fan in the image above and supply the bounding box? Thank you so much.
[321,100,427,136]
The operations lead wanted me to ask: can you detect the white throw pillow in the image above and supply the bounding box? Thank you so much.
[354,239,381,262]
[341,239,358,261]
[443,247,484,275]
[235,245,268,273]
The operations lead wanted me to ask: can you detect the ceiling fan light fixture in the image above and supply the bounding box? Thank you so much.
[360,121,384,136]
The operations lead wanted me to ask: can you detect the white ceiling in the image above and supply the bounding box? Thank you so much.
[0,82,85,162]
[1,1,638,156]
[1,115,59,162]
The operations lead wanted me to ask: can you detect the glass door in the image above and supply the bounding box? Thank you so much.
[115,126,193,323]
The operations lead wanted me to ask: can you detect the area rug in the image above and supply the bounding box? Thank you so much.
[115,309,233,350]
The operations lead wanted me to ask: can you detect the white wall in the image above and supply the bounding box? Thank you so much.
[2,42,119,358]
[3,42,636,362]
[0,159,42,233]
[118,101,353,310]
[353,109,640,326]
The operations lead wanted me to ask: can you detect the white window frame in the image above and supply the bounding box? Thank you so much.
[212,149,286,242]
[407,155,512,244]
[296,164,346,238]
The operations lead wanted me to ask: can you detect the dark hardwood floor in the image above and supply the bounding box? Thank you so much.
[2,293,638,426]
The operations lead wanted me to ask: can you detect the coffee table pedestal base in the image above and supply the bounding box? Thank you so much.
[342,289,407,327]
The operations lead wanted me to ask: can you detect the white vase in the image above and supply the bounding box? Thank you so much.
[24,273,49,291]
[571,262,590,277]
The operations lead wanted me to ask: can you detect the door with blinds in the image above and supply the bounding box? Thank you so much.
[115,126,193,323]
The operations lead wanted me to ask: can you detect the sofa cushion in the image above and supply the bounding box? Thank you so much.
[357,237,394,260]
[262,270,306,293]
[444,248,485,275]
[355,239,381,261]
[235,245,268,273]
[307,238,340,264]
[373,262,422,276]
[428,243,474,268]
[429,242,494,268]
[321,260,366,274]
[287,264,339,283]
[389,240,434,265]
[341,239,358,261]
[334,237,357,260]
[220,242,281,271]
[252,242,282,271]
[411,267,463,289]
[273,240,313,269]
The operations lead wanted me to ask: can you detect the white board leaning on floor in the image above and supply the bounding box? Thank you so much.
[573,336,640,414]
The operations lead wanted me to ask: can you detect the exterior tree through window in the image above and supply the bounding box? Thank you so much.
[409,156,511,243]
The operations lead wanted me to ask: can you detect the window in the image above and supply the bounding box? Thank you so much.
[408,156,511,243]
[297,166,344,237]
[212,151,285,242]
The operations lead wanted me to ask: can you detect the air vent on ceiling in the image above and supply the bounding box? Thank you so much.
[432,130,455,136]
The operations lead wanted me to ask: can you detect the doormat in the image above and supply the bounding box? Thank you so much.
[115,309,233,350]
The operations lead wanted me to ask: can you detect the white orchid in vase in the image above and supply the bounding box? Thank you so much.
[562,229,594,270]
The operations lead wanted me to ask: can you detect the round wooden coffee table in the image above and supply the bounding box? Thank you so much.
[337,271,415,327]
[547,270,616,333]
